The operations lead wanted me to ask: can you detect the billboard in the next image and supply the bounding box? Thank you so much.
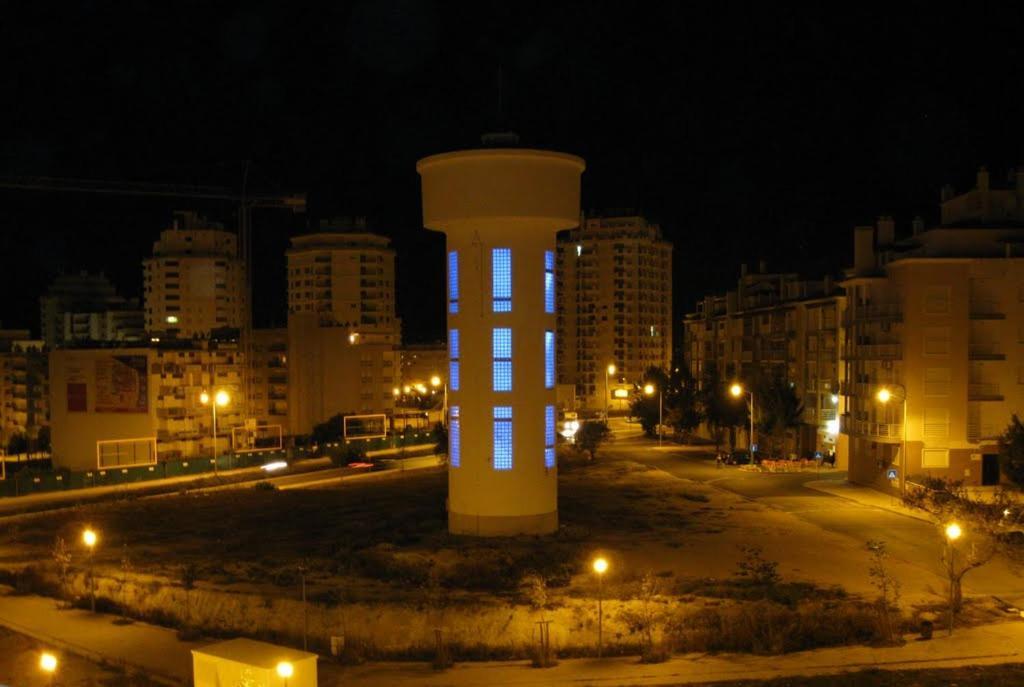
[95,355,148,413]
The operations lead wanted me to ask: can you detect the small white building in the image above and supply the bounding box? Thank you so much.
[192,638,316,687]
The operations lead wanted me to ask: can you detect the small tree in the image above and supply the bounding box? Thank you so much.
[180,563,198,628]
[756,375,804,458]
[998,415,1024,487]
[431,421,448,457]
[120,544,133,621]
[734,545,781,593]
[51,536,71,606]
[575,421,611,459]
[866,540,902,645]
[619,571,668,662]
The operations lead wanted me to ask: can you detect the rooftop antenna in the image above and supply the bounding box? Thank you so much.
[481,64,519,147]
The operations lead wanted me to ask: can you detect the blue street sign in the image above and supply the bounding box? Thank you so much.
[814,451,822,459]
[751,443,758,453]
[886,468,898,481]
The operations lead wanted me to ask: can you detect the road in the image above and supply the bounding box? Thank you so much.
[608,437,1024,605]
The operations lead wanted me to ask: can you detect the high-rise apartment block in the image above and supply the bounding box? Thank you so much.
[557,215,672,411]
[40,272,142,348]
[143,211,245,338]
[0,331,48,452]
[683,264,843,454]
[285,221,398,436]
[839,167,1024,490]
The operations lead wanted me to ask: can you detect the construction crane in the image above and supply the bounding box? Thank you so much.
[0,174,307,417]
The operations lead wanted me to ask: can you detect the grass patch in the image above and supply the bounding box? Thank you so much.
[715,663,1024,686]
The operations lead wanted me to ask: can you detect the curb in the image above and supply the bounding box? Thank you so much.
[803,481,936,524]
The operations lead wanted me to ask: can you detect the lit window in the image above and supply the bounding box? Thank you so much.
[544,251,555,314]
[493,406,513,470]
[492,248,511,312]
[449,329,460,391]
[544,330,555,389]
[493,327,512,392]
[545,404,556,468]
[450,406,461,467]
[448,251,459,314]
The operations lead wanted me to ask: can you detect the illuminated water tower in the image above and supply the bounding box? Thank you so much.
[418,143,585,535]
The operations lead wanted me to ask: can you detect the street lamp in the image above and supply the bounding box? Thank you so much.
[605,364,616,420]
[82,528,98,612]
[945,522,962,636]
[431,375,448,426]
[39,652,58,686]
[592,556,609,657]
[644,383,663,448]
[276,660,294,687]
[876,384,908,497]
[200,389,230,475]
[729,383,755,457]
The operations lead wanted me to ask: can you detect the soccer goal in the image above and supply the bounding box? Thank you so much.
[96,437,158,469]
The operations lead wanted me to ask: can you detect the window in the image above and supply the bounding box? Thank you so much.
[545,405,556,468]
[493,327,512,391]
[450,406,461,468]
[449,329,461,391]
[493,406,513,470]
[924,408,950,440]
[544,330,555,389]
[544,251,555,313]
[492,248,512,312]
[448,251,459,314]
[921,448,950,468]
[924,368,951,397]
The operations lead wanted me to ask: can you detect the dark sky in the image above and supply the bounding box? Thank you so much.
[1,2,1022,345]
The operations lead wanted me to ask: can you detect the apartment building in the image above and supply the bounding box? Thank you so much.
[557,215,673,411]
[399,342,447,388]
[248,328,288,432]
[0,332,48,452]
[839,167,1024,490]
[683,263,843,454]
[40,272,141,348]
[285,221,398,435]
[143,211,246,338]
[49,338,245,471]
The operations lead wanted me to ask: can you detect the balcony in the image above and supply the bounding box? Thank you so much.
[968,382,1003,401]
[844,343,902,360]
[969,300,1005,320]
[843,303,902,325]
[968,342,1005,360]
[840,416,903,443]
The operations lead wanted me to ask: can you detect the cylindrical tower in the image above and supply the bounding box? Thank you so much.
[417,147,585,536]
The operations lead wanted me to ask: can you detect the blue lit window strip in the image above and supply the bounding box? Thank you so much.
[493,327,512,392]
[544,251,555,314]
[450,406,461,468]
[448,251,459,314]
[449,329,461,391]
[544,448,556,469]
[492,248,511,312]
[544,330,555,389]
[545,405,556,446]
[493,406,513,470]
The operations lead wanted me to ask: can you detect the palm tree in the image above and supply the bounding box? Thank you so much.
[756,376,804,458]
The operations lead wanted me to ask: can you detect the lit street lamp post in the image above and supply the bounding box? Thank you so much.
[82,528,97,612]
[592,556,609,657]
[643,383,663,447]
[276,660,293,687]
[39,652,58,686]
[729,383,755,457]
[200,389,230,475]
[604,365,612,419]
[430,375,447,426]
[876,384,908,497]
[945,522,962,636]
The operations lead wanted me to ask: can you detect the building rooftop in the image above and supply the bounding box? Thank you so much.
[191,638,316,669]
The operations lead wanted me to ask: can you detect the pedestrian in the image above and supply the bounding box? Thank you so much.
[715,452,723,469]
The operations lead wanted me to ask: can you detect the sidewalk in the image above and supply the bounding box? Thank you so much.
[2,586,1024,686]
[804,478,934,523]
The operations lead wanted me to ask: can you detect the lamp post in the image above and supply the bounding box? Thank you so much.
[945,522,962,636]
[82,528,97,613]
[592,556,609,657]
[605,364,616,420]
[729,383,755,457]
[876,384,907,497]
[276,660,294,687]
[200,389,230,475]
[430,375,447,426]
[643,383,663,448]
[39,652,58,686]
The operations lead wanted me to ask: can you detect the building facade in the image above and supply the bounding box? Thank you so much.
[399,342,447,389]
[839,168,1024,490]
[556,215,673,412]
[143,211,246,338]
[683,264,843,455]
[285,224,399,436]
[40,272,140,348]
[249,328,288,433]
[0,332,48,453]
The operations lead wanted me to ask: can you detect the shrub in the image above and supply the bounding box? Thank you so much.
[253,481,277,491]
[352,545,433,586]
[330,442,367,467]
[734,545,781,590]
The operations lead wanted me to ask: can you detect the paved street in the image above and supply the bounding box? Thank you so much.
[609,438,1024,606]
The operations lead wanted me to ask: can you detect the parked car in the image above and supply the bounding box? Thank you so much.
[728,449,752,465]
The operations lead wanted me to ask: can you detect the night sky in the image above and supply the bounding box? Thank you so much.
[1,2,1022,346]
